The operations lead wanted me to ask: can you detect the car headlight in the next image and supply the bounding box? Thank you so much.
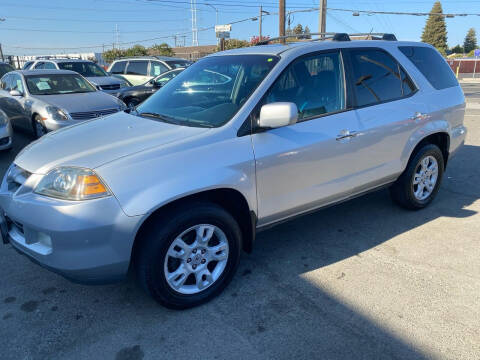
[35,167,111,201]
[45,106,69,121]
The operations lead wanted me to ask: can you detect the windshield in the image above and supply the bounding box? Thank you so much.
[137,55,279,128]
[26,74,97,95]
[165,60,192,69]
[57,61,108,77]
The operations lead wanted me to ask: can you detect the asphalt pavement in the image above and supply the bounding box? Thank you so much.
[0,84,479,360]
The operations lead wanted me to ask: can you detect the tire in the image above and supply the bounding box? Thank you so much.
[32,115,47,139]
[390,143,445,210]
[135,202,242,309]
[126,98,140,110]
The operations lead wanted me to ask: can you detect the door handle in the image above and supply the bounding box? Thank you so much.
[336,129,360,141]
[410,112,427,122]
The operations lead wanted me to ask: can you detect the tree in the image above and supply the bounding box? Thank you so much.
[464,28,477,54]
[219,39,250,51]
[102,48,124,63]
[293,24,303,35]
[124,44,148,57]
[450,44,464,54]
[304,26,312,39]
[150,43,174,57]
[421,1,448,54]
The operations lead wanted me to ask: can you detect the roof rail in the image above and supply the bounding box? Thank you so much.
[256,32,397,46]
[349,33,397,41]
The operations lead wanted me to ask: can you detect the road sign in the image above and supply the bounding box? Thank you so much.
[215,25,231,33]
[216,31,230,39]
[475,49,480,57]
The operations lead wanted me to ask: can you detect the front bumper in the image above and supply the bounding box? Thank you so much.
[0,169,141,284]
[0,122,13,150]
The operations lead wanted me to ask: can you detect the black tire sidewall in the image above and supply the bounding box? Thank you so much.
[137,203,242,309]
[32,115,46,139]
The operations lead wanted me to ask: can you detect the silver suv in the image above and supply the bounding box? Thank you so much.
[0,34,466,309]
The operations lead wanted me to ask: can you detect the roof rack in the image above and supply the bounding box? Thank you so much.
[256,32,397,46]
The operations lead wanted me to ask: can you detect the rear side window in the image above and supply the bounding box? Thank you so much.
[349,49,416,107]
[126,61,148,76]
[34,62,45,69]
[43,62,57,70]
[399,46,458,90]
[110,61,126,74]
[149,61,168,76]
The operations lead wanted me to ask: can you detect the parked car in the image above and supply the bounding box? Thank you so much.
[0,34,466,309]
[107,56,192,85]
[113,68,184,108]
[26,59,129,93]
[22,61,34,70]
[0,62,14,78]
[0,69,126,138]
[0,109,13,150]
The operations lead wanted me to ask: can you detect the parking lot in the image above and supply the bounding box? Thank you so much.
[0,83,478,360]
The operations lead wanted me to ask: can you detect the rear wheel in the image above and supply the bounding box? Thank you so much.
[390,144,444,210]
[32,115,47,139]
[135,202,242,309]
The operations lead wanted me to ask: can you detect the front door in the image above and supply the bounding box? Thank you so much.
[252,50,365,226]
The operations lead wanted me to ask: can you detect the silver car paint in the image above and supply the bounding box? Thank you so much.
[0,109,13,150]
[0,70,124,133]
[0,40,467,283]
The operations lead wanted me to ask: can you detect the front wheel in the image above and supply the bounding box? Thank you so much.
[32,115,48,139]
[390,144,445,210]
[135,202,242,309]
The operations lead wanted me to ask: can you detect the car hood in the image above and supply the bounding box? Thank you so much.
[14,111,209,174]
[32,92,120,113]
[85,76,123,86]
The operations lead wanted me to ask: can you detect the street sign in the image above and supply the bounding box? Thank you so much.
[215,25,231,33]
[475,49,480,57]
[216,31,230,39]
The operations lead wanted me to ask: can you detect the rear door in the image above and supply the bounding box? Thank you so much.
[0,74,29,128]
[252,50,366,226]
[343,47,427,192]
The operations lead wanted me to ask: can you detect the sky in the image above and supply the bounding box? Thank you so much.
[1,0,480,56]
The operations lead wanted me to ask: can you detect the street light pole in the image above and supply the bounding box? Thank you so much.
[205,3,218,25]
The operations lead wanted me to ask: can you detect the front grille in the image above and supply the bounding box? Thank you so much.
[6,164,31,193]
[100,84,121,90]
[70,108,119,120]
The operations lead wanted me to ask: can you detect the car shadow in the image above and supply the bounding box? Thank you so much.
[0,144,478,359]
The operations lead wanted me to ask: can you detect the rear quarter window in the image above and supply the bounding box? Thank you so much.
[399,46,458,90]
[126,61,148,76]
[110,61,126,74]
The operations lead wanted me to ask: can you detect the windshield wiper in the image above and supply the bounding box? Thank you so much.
[138,112,182,125]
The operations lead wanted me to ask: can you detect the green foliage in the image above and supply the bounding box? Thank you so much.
[102,43,175,63]
[102,48,124,63]
[150,43,174,57]
[304,26,312,39]
[293,24,303,35]
[463,28,477,54]
[218,39,250,51]
[124,44,148,57]
[421,1,448,54]
[450,44,464,54]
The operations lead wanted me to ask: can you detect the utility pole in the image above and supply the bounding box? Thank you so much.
[0,44,4,62]
[319,0,326,39]
[259,6,262,41]
[279,0,285,43]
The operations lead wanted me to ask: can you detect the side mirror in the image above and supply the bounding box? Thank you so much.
[258,102,298,129]
[152,80,162,88]
[9,90,22,97]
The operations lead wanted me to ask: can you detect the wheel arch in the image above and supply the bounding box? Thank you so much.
[408,132,450,169]
[130,188,256,269]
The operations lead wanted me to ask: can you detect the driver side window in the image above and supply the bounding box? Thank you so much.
[264,51,345,121]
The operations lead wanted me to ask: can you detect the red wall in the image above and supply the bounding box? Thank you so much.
[447,59,480,74]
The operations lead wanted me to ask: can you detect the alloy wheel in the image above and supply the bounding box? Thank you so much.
[412,155,439,201]
[163,224,229,295]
